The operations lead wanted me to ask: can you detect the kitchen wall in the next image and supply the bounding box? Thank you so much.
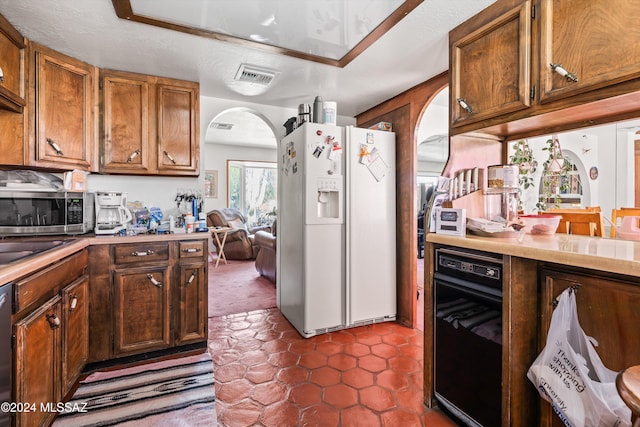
[87,95,356,219]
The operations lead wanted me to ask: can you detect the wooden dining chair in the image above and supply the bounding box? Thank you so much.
[547,208,605,237]
[617,365,640,427]
[611,208,640,238]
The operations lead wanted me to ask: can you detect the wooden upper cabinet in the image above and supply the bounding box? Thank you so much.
[100,70,151,174]
[99,71,199,176]
[156,82,199,176]
[29,43,96,171]
[0,14,26,113]
[450,0,532,128]
[538,0,640,103]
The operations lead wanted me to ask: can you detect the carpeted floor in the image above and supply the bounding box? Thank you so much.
[208,256,277,317]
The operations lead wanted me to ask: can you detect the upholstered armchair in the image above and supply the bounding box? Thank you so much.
[206,208,270,260]
[255,220,276,283]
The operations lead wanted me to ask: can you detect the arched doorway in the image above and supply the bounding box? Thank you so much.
[203,107,278,214]
[415,86,449,331]
[203,107,279,317]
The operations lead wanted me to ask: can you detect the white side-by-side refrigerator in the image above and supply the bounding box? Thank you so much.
[277,123,396,338]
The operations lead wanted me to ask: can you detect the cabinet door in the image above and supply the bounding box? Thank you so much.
[156,83,199,176]
[0,14,26,112]
[113,267,171,356]
[450,1,531,128]
[31,43,95,170]
[14,296,61,427]
[176,264,207,345]
[540,268,640,427]
[61,276,89,398]
[539,0,640,103]
[100,72,152,174]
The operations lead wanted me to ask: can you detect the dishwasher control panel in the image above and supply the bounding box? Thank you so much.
[435,247,503,288]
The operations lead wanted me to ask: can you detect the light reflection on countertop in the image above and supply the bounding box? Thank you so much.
[426,232,640,277]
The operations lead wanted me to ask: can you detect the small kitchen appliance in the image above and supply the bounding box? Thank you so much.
[94,191,132,235]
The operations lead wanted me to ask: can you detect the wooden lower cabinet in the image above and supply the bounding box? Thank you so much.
[14,296,61,427]
[61,276,89,398]
[12,249,89,427]
[539,266,640,427]
[88,239,208,363]
[113,266,171,356]
[176,264,207,345]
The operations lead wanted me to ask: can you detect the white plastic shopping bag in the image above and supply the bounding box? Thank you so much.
[527,288,632,427]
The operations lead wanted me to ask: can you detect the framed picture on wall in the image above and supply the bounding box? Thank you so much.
[205,170,218,198]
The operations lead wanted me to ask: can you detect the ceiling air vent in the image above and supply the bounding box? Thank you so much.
[209,122,234,130]
[234,64,278,86]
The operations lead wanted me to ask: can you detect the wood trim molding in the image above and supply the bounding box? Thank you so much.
[111,0,423,67]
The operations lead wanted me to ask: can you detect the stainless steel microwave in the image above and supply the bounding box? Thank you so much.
[0,191,94,236]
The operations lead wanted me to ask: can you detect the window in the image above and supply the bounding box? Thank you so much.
[227,160,277,226]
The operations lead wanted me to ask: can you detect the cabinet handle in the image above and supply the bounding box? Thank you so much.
[182,247,201,253]
[69,294,78,313]
[146,273,162,287]
[46,313,60,329]
[131,250,155,256]
[0,65,4,83]
[0,294,6,309]
[127,149,141,163]
[46,138,64,156]
[186,270,197,288]
[552,283,581,307]
[163,150,177,164]
[550,63,578,83]
[456,98,473,113]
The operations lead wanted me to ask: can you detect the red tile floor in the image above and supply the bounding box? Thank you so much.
[208,308,458,427]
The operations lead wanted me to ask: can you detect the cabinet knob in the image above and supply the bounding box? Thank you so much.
[146,273,162,287]
[0,65,4,83]
[46,138,64,156]
[550,63,578,83]
[46,313,60,329]
[456,98,473,113]
[69,294,78,312]
[132,250,154,256]
[127,149,141,163]
[163,150,177,164]
[186,270,197,288]
[552,283,581,307]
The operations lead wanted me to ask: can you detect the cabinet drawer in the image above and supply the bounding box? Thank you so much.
[114,242,169,264]
[14,249,88,315]
[179,240,206,259]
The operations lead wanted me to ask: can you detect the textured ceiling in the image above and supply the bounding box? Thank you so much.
[0,0,495,117]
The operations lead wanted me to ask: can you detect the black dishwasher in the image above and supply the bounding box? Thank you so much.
[434,247,503,427]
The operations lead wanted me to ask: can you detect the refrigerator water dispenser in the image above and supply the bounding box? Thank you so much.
[317,178,340,218]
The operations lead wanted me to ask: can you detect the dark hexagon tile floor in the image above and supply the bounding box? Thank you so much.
[208,308,458,427]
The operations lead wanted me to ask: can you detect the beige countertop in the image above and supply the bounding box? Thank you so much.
[427,232,640,277]
[0,232,210,284]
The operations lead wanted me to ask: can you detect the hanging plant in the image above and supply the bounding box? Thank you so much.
[509,139,537,211]
[538,135,572,211]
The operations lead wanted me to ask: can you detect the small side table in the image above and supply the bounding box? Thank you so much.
[209,226,232,268]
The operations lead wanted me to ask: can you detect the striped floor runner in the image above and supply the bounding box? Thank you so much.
[53,353,216,427]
